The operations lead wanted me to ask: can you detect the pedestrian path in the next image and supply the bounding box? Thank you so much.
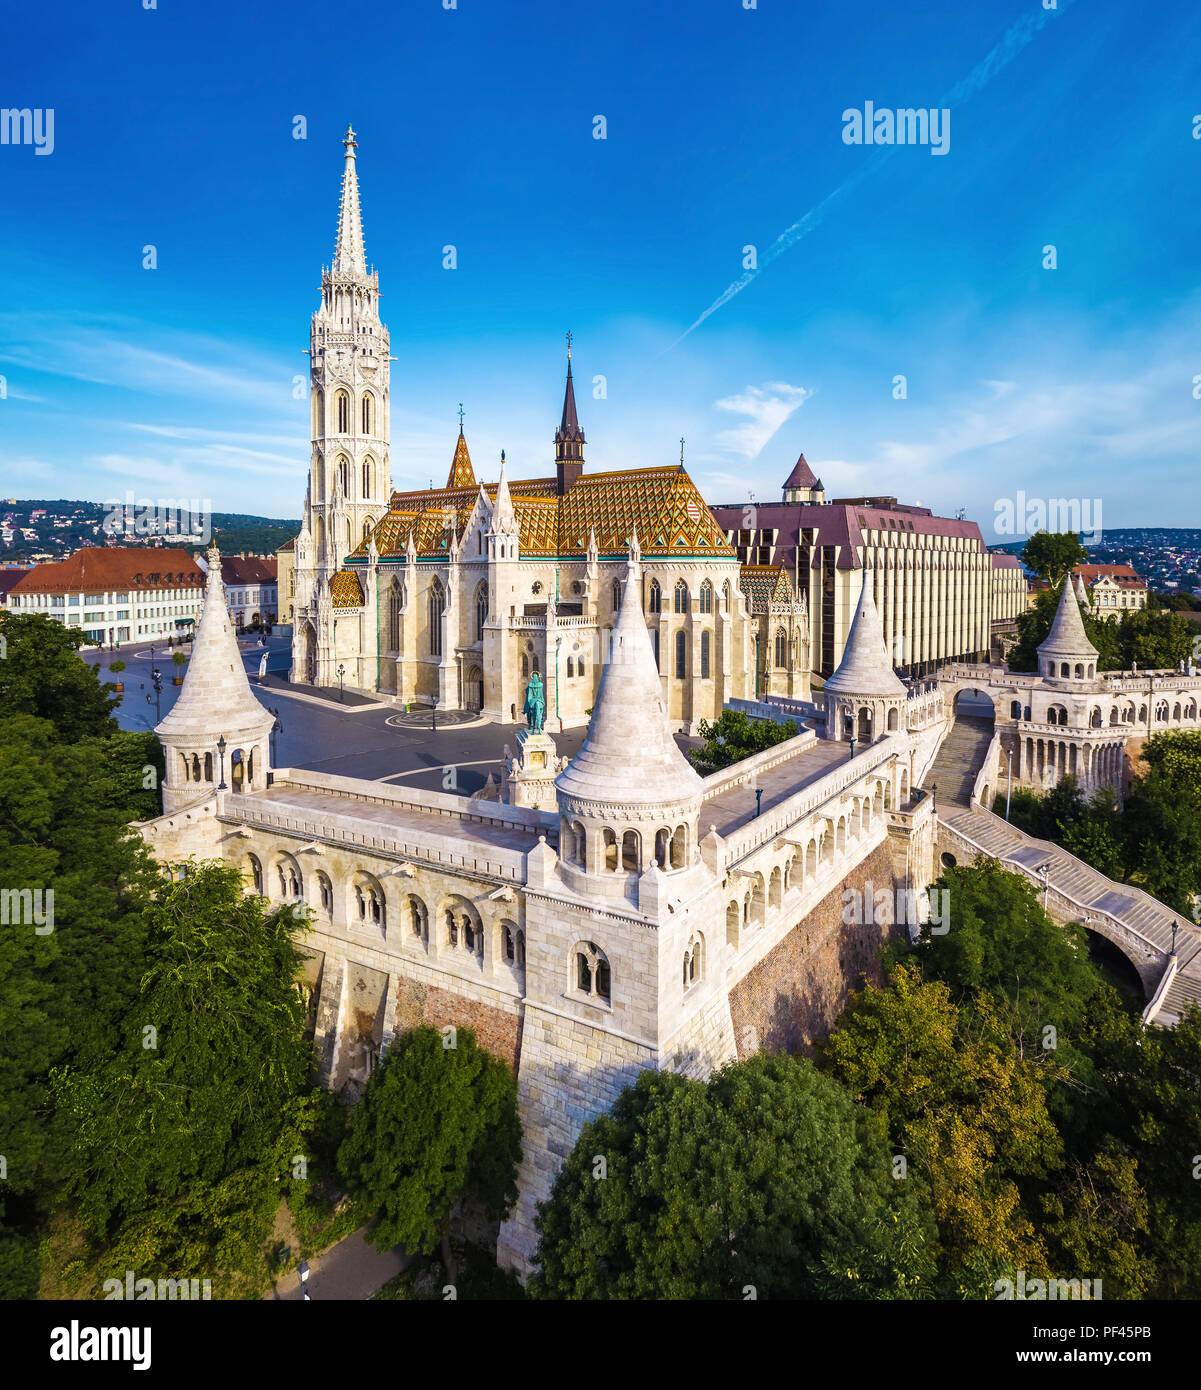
[929,715,1201,1027]
[264,1225,410,1302]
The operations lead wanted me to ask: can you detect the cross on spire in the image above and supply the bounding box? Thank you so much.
[680,436,685,466]
[458,402,464,428]
[566,329,573,360]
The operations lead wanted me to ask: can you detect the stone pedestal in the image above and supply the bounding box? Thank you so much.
[504,728,559,810]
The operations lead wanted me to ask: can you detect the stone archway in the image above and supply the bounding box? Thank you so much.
[302,623,318,685]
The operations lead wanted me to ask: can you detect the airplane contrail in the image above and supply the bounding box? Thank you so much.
[666,0,1080,351]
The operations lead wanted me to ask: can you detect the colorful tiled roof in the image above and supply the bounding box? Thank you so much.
[347,463,735,563]
[738,564,796,609]
[446,428,475,489]
[330,568,364,609]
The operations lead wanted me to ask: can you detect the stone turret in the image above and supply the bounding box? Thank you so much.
[1038,581,1098,683]
[157,544,274,813]
[822,573,905,743]
[555,545,703,905]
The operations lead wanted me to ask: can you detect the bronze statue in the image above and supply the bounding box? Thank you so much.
[523,671,546,733]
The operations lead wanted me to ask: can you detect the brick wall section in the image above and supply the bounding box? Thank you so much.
[391,977,524,1073]
[729,839,901,1059]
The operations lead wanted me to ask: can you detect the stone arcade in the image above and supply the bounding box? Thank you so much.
[139,548,947,1275]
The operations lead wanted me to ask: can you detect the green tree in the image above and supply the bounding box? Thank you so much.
[336,1025,521,1279]
[53,860,316,1270]
[688,708,799,775]
[1020,532,1088,585]
[0,613,117,741]
[1115,608,1192,671]
[824,966,1062,1278]
[533,1053,937,1300]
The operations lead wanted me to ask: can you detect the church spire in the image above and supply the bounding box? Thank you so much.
[554,333,585,494]
[333,124,367,278]
[446,407,475,489]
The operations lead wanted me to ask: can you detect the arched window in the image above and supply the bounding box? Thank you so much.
[621,829,639,871]
[649,579,662,613]
[336,392,349,434]
[612,580,622,611]
[567,657,575,678]
[361,393,373,435]
[701,629,711,679]
[1011,700,1022,719]
[313,388,324,438]
[682,933,704,991]
[406,895,428,943]
[428,580,444,657]
[204,751,213,781]
[699,580,713,614]
[651,629,660,669]
[521,653,529,678]
[246,854,263,895]
[578,657,586,678]
[722,580,731,612]
[387,576,403,651]
[475,583,487,642]
[774,627,786,668]
[573,941,611,1001]
[362,458,374,499]
[674,629,686,678]
[336,456,350,495]
[674,579,688,614]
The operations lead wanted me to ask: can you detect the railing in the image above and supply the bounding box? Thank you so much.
[719,735,901,867]
[268,766,555,836]
[221,792,533,882]
[701,727,819,799]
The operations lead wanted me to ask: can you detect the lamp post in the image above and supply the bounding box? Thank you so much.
[150,667,163,723]
[297,1260,311,1301]
[1005,742,1014,821]
[431,702,438,733]
[337,663,346,703]
[1038,862,1050,909]
[931,780,937,813]
[217,735,227,791]
[755,787,763,818]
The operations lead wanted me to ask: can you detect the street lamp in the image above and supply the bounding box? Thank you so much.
[1005,742,1014,821]
[931,780,938,812]
[297,1260,311,1301]
[1038,862,1050,909]
[755,787,763,818]
[337,663,346,703]
[150,667,163,723]
[217,735,227,791]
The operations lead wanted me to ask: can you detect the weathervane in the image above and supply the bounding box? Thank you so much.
[566,330,572,360]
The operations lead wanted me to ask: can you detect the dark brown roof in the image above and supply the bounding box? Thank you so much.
[783,453,820,489]
[1072,563,1146,590]
[220,556,277,585]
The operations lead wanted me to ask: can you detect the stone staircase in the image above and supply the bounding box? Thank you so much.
[929,713,1201,1027]
[927,713,995,807]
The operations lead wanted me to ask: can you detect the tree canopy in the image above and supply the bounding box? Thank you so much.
[688,708,799,775]
[1020,532,1088,585]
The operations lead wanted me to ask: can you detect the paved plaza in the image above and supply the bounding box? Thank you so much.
[82,634,645,797]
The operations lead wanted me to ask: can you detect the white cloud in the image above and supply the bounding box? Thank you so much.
[713,381,811,460]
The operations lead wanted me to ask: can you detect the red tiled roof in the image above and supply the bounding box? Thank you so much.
[220,556,277,585]
[9,547,206,596]
[0,569,31,598]
[1072,563,1145,590]
[990,552,1022,569]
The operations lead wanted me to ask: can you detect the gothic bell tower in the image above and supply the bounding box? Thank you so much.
[305,125,392,582]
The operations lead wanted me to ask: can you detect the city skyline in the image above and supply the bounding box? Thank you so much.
[2,0,1199,531]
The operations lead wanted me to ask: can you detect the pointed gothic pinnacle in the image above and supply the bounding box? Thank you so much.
[333,124,367,277]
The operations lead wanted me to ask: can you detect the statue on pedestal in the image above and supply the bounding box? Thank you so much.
[523,671,546,733]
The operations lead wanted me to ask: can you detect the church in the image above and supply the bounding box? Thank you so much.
[283,128,803,731]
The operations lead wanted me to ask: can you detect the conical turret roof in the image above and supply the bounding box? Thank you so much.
[784,453,819,489]
[1039,580,1098,663]
[556,556,702,808]
[156,546,274,741]
[823,576,905,697]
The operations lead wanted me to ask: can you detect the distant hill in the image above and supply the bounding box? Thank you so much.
[0,499,299,562]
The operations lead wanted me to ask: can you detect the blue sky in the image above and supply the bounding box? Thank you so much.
[1,0,1199,538]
